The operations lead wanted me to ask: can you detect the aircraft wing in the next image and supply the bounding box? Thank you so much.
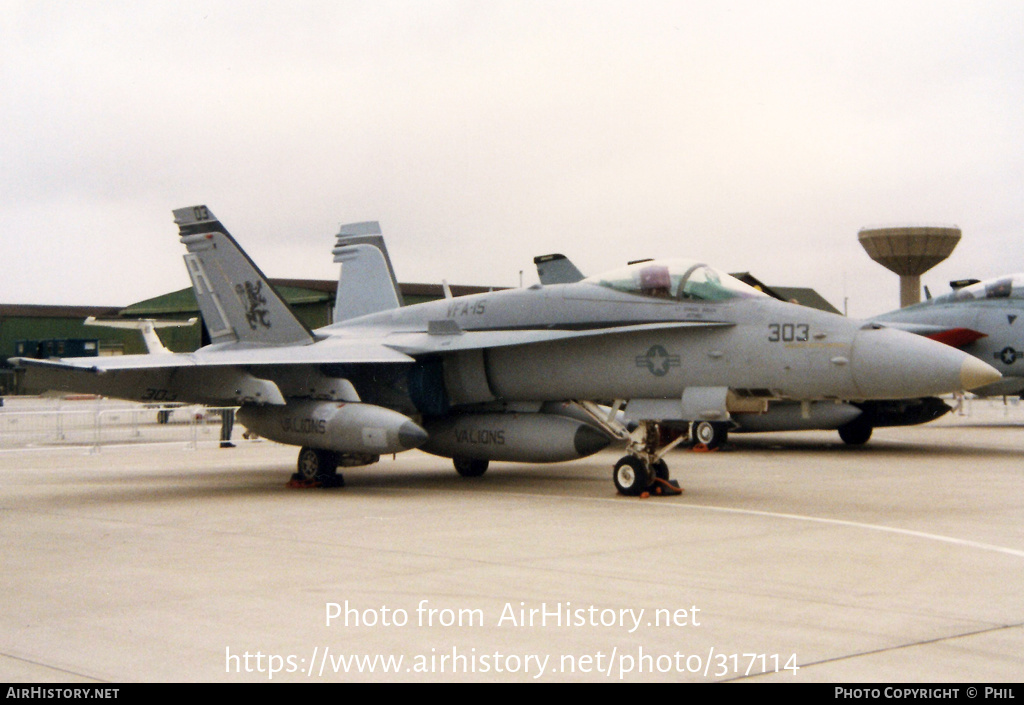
[12,319,729,403]
[10,340,413,372]
[14,321,729,370]
[10,339,415,407]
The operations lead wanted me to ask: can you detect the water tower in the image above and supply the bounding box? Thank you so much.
[857,225,961,308]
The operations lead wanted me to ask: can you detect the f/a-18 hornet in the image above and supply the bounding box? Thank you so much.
[12,206,1001,495]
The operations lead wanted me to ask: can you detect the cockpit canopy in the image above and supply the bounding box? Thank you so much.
[929,274,1024,305]
[585,259,767,302]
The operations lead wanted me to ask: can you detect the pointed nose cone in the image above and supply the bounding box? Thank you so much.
[959,356,1002,391]
[851,326,1001,398]
[573,424,612,458]
[398,420,429,450]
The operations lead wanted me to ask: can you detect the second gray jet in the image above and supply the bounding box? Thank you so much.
[873,274,1024,399]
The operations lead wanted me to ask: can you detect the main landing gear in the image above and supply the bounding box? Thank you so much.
[690,420,729,451]
[612,420,685,497]
[291,447,344,487]
[453,457,489,477]
[289,446,380,488]
[837,416,872,445]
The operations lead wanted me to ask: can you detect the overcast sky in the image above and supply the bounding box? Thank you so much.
[3,0,1023,318]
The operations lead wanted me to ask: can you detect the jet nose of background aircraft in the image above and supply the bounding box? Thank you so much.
[850,325,1001,399]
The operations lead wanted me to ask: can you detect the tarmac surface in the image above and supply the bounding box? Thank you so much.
[1,396,1022,683]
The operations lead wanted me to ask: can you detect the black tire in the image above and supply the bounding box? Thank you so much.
[454,457,489,477]
[613,456,650,496]
[692,420,728,449]
[652,458,670,481]
[838,418,872,445]
[297,447,340,481]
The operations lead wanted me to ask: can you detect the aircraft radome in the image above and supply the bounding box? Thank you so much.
[10,206,1001,496]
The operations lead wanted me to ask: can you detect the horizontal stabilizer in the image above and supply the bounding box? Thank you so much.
[84,316,197,354]
[84,317,197,330]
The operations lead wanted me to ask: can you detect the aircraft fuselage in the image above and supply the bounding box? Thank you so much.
[328,282,980,410]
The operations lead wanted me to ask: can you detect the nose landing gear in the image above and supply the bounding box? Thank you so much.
[569,402,686,497]
[612,420,684,497]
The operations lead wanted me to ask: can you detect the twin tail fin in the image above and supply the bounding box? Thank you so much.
[173,205,315,346]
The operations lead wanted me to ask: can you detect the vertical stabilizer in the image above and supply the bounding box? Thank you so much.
[173,205,315,346]
[332,221,405,323]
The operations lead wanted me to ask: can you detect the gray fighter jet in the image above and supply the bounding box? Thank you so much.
[872,274,1024,399]
[11,206,1001,495]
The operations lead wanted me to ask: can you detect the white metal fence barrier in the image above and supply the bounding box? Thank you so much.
[0,394,1018,451]
[0,399,240,452]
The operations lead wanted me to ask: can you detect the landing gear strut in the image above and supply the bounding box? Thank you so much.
[570,402,684,497]
[612,420,684,497]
